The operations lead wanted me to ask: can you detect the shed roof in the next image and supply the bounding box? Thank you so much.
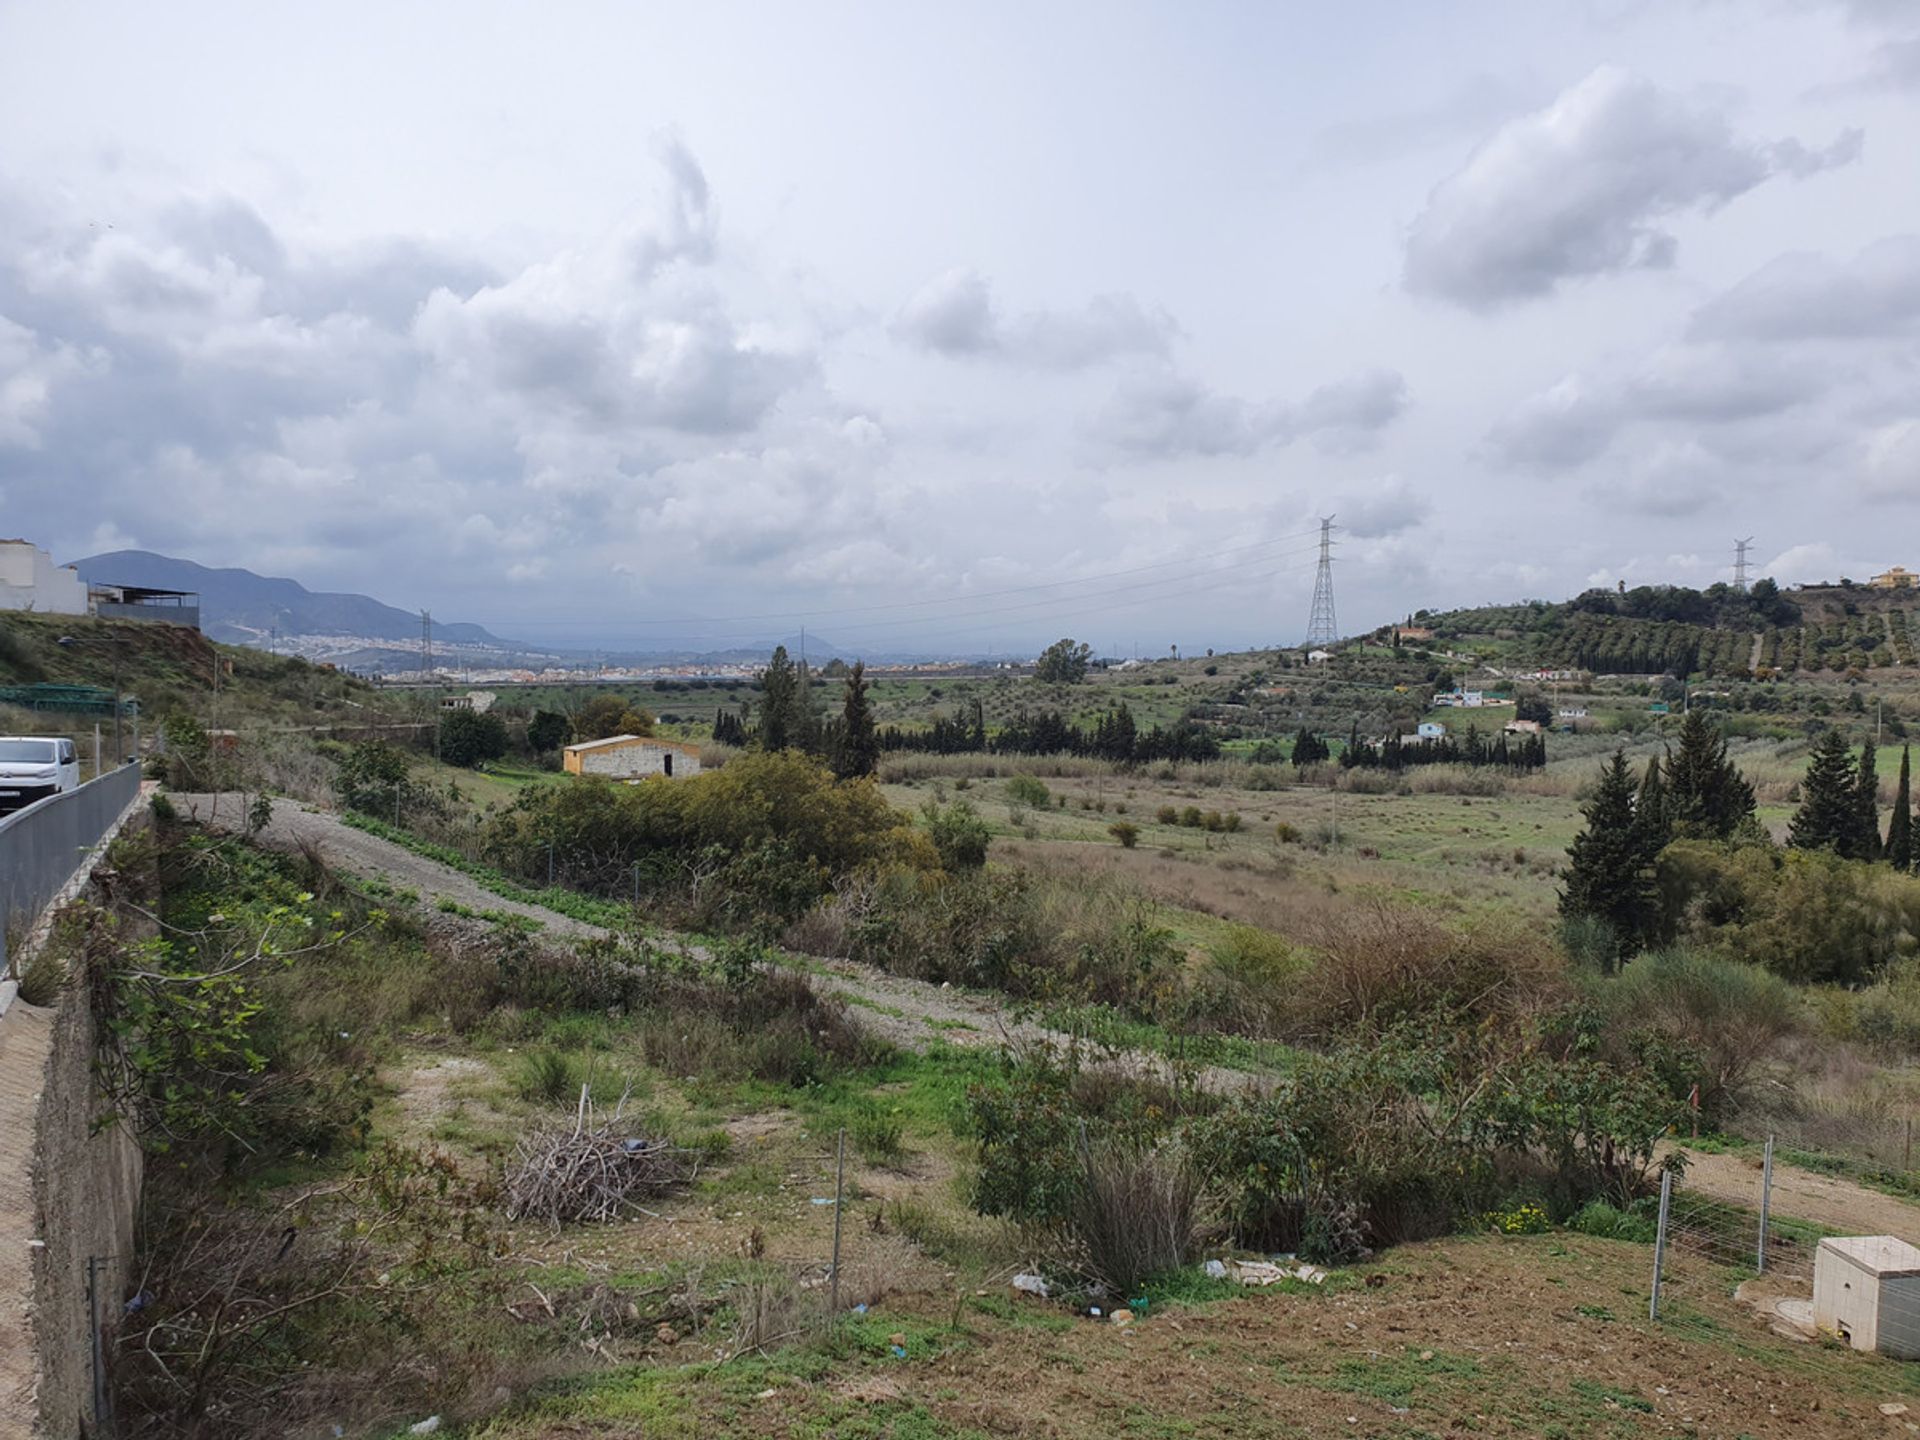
[1819,1235,1920,1278]
[564,734,702,755]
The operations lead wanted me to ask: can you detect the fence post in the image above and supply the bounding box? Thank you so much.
[1650,1167,1673,1321]
[828,1127,846,1323]
[1757,1136,1775,1274]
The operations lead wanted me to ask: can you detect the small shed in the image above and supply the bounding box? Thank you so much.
[1813,1235,1920,1358]
[1417,721,1446,740]
[563,734,703,781]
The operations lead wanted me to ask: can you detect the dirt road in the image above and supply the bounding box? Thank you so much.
[1676,1143,1920,1238]
[171,794,1249,1074]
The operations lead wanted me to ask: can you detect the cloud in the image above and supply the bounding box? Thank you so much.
[892,267,1175,369]
[1691,235,1920,340]
[0,315,96,448]
[1336,476,1432,538]
[1485,344,1822,470]
[1404,66,1861,308]
[1307,73,1538,168]
[1084,366,1409,460]
[1863,419,1920,500]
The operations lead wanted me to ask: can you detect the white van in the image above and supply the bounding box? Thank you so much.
[0,736,81,814]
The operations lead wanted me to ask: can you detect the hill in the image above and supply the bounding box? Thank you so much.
[1405,579,1920,680]
[72,550,513,649]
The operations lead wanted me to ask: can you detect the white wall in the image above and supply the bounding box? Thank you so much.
[578,743,702,779]
[0,541,88,615]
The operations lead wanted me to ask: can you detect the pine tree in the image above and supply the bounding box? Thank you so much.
[757,646,798,751]
[792,658,824,756]
[1788,730,1860,854]
[1663,709,1757,839]
[1887,744,1913,871]
[833,661,879,780]
[1560,750,1659,966]
[1854,738,1883,860]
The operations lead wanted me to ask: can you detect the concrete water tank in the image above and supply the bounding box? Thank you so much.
[1813,1235,1920,1358]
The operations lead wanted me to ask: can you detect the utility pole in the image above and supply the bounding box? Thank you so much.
[1733,537,1754,594]
[1306,517,1339,649]
[421,610,433,683]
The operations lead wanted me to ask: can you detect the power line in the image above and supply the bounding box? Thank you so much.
[1306,517,1339,648]
[1733,537,1755,594]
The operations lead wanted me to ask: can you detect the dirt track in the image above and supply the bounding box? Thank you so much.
[1676,1143,1920,1238]
[170,793,1258,1081]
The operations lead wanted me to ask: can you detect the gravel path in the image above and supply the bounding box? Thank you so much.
[170,793,1239,1073]
[1675,1144,1920,1238]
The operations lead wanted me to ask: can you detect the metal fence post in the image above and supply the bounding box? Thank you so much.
[1650,1167,1673,1321]
[1757,1136,1775,1274]
[828,1128,847,1324]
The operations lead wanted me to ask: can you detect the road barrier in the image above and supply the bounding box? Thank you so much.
[0,762,143,981]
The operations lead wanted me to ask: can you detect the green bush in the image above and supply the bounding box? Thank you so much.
[1006,776,1051,808]
[1155,806,1179,825]
[850,1103,906,1165]
[1180,806,1203,828]
[438,708,509,768]
[514,1048,582,1106]
[1566,1200,1656,1243]
[924,799,991,870]
[1109,821,1141,849]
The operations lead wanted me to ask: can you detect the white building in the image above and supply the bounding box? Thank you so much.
[1814,1235,1920,1359]
[0,540,88,614]
[563,734,704,781]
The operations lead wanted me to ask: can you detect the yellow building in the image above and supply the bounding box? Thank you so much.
[1872,567,1916,590]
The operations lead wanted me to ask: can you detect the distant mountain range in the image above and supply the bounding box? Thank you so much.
[67,551,876,671]
[74,551,513,649]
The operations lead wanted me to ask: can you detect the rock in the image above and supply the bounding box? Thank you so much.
[1419,1351,1434,1362]
[1882,1403,1910,1417]
[656,1323,677,1344]
[408,1419,442,1436]
[1111,1310,1133,1329]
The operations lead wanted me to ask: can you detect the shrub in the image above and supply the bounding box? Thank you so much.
[1156,806,1179,825]
[1006,776,1051,808]
[925,799,991,870]
[514,1048,582,1106]
[850,1103,906,1165]
[438,708,509,768]
[1274,821,1301,844]
[1109,821,1140,849]
[1180,806,1203,828]
[1567,1200,1656,1243]
[1222,812,1242,833]
[1072,1142,1200,1295]
[1600,947,1796,1120]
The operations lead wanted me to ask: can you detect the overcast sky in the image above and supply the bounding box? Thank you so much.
[2,1,1916,655]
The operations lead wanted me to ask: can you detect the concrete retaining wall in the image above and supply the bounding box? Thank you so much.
[0,805,152,1439]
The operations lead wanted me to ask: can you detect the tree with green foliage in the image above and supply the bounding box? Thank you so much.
[527,709,571,754]
[1855,739,1884,860]
[1034,637,1093,685]
[1887,745,1913,871]
[833,660,879,780]
[438,708,509,768]
[1560,750,1660,968]
[1789,730,1862,855]
[573,693,655,741]
[1291,726,1329,767]
[757,645,800,751]
[1663,709,1756,840]
[1635,753,1671,854]
[792,658,824,755]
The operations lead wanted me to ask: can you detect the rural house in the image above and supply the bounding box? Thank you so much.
[562,733,703,781]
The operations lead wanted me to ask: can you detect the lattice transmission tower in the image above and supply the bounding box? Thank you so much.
[1733,537,1754,593]
[1306,517,1339,648]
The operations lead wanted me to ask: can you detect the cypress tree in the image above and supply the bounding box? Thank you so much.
[1854,738,1884,860]
[1636,752,1672,854]
[1664,709,1757,839]
[1888,745,1913,871]
[833,660,879,780]
[757,646,798,751]
[1789,730,1860,854]
[1560,750,1659,966]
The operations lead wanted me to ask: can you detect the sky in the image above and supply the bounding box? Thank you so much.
[1,0,1916,656]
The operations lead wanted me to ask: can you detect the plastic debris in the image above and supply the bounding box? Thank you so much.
[1010,1272,1050,1298]
[408,1418,443,1436]
[1203,1258,1329,1287]
[853,1303,869,1314]
[1110,1309,1133,1329]
[810,1197,836,1206]
[890,1346,907,1359]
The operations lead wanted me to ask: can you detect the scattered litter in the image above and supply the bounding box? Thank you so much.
[1011,1272,1050,1298]
[408,1418,442,1436]
[1883,1403,1911,1417]
[123,1291,151,1315]
[853,1303,869,1314]
[811,1197,837,1206]
[756,1389,778,1400]
[1419,1350,1434,1362]
[890,1346,907,1359]
[1203,1258,1329,1287]
[888,1332,907,1346]
[1110,1310,1133,1329]
[1089,1306,1103,1317]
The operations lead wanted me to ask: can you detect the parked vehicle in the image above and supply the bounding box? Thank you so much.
[0,736,80,814]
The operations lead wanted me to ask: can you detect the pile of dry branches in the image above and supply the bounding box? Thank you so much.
[504,1086,695,1226]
